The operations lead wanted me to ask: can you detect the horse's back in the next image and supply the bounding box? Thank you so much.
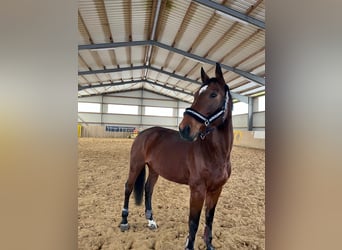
[131,127,190,184]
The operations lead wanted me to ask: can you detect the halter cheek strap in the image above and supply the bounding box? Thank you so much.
[183,90,229,139]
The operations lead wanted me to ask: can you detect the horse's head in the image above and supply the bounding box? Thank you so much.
[179,63,232,141]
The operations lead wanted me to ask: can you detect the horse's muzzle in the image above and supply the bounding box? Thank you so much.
[179,125,196,141]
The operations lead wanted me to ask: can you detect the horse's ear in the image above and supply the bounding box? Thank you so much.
[215,63,225,85]
[201,67,209,83]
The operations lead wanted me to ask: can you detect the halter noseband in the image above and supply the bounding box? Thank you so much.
[184,86,229,139]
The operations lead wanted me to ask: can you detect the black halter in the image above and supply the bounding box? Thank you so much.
[184,86,230,139]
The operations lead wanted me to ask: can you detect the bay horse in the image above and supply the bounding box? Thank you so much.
[119,63,233,250]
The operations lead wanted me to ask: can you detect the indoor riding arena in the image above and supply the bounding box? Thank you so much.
[78,1,265,249]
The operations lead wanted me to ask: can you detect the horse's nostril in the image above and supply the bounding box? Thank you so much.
[179,124,191,140]
[184,125,190,136]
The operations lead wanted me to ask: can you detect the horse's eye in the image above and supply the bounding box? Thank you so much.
[210,92,217,98]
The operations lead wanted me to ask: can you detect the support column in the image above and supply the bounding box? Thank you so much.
[139,89,144,129]
[248,97,253,131]
[100,95,104,125]
[176,101,180,128]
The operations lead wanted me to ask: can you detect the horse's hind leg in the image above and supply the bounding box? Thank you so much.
[119,181,132,231]
[203,187,223,250]
[119,163,145,232]
[144,166,159,229]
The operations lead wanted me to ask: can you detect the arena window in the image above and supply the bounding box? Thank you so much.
[257,95,265,111]
[107,104,138,115]
[145,107,173,117]
[78,102,101,113]
[232,102,248,115]
[178,108,185,117]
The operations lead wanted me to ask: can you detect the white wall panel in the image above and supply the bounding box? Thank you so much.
[103,96,141,105]
[253,112,265,128]
[78,96,102,103]
[142,99,178,108]
[78,113,102,123]
[232,114,248,129]
[106,90,143,98]
[142,91,174,100]
[102,114,140,125]
[178,101,190,109]
[142,116,177,127]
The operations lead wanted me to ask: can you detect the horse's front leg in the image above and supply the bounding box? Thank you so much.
[185,186,205,250]
[203,187,223,250]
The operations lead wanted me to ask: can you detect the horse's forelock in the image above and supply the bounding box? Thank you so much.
[198,78,226,92]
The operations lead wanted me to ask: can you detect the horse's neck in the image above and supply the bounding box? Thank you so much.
[207,117,233,160]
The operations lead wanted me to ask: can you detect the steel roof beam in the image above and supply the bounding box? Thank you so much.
[78,79,190,95]
[78,86,249,104]
[78,88,141,98]
[78,65,146,76]
[78,79,193,98]
[78,79,143,91]
[78,65,202,85]
[78,78,191,95]
[78,40,149,50]
[78,86,192,103]
[145,80,193,96]
[153,41,265,86]
[193,0,265,29]
[79,41,265,86]
[149,66,201,85]
[149,82,249,103]
[149,68,249,103]
[231,93,248,103]
[145,0,162,67]
[79,81,248,104]
[79,65,250,103]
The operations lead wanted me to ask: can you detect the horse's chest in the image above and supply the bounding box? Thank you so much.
[197,162,229,189]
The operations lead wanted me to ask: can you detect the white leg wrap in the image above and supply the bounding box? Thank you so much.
[147,219,157,229]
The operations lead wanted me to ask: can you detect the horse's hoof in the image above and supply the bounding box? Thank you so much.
[148,224,157,230]
[119,223,130,232]
[147,220,157,230]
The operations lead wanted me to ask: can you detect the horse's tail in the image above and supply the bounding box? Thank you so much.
[134,166,146,205]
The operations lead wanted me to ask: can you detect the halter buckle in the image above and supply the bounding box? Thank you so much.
[204,120,210,126]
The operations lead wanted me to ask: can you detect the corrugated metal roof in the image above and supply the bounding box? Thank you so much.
[78,0,265,103]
